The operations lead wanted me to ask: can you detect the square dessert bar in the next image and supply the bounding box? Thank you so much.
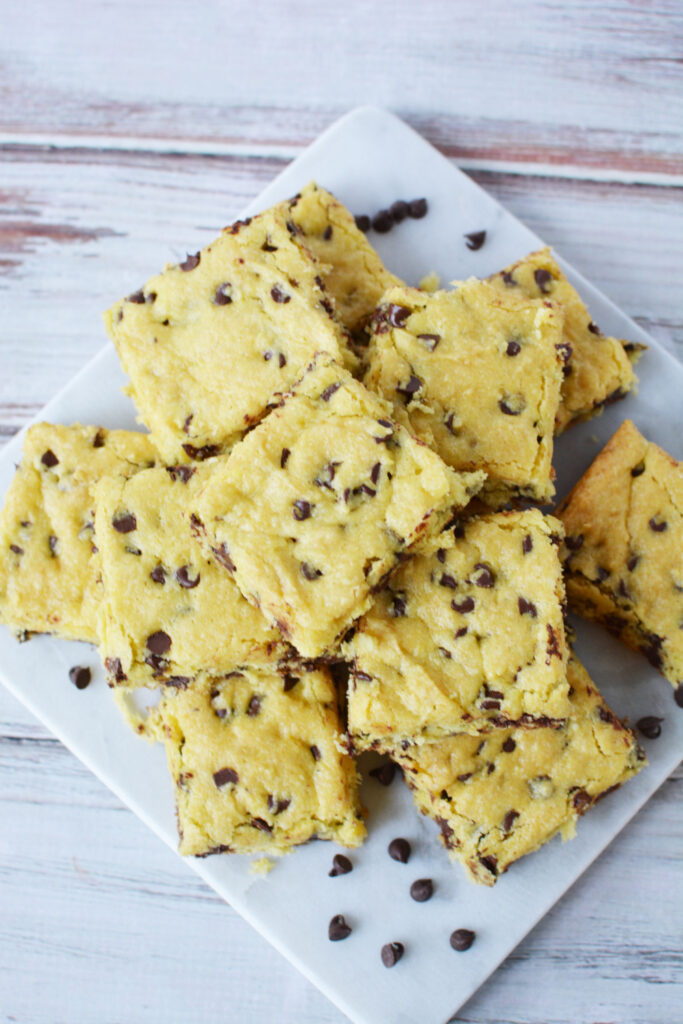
[191,356,485,658]
[0,424,156,643]
[363,279,565,506]
[346,509,570,747]
[558,419,683,696]
[288,182,402,334]
[488,247,640,433]
[151,664,366,856]
[396,655,645,885]
[104,202,353,464]
[95,462,287,689]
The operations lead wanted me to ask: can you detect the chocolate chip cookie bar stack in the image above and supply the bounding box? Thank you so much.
[0,179,661,884]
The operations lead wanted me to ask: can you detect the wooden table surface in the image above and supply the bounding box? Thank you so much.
[1,2,681,1022]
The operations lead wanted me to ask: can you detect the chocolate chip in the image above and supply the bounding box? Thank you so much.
[166,464,195,483]
[386,303,412,328]
[310,745,321,761]
[69,665,92,690]
[518,597,537,617]
[329,854,353,877]
[48,534,58,556]
[372,209,393,233]
[180,252,200,271]
[534,268,553,293]
[213,282,232,305]
[328,915,352,941]
[212,543,236,572]
[270,285,291,303]
[247,695,261,717]
[388,838,411,863]
[479,855,498,876]
[649,517,667,532]
[417,333,440,351]
[320,381,341,401]
[502,809,519,832]
[267,795,290,814]
[588,321,602,335]
[389,594,407,617]
[105,657,126,683]
[381,942,404,967]
[502,737,516,753]
[149,565,166,585]
[128,289,146,304]
[506,339,521,356]
[183,415,193,434]
[355,214,371,232]
[502,271,516,286]
[464,230,486,251]
[182,443,220,461]
[261,238,278,252]
[369,762,396,786]
[454,626,468,638]
[396,374,422,399]
[9,544,23,555]
[499,396,525,416]
[92,429,106,448]
[675,685,683,709]
[408,198,428,218]
[176,566,200,589]
[631,461,646,477]
[410,878,433,902]
[627,554,640,572]
[637,715,663,739]
[522,534,533,554]
[438,573,457,589]
[390,199,409,223]
[450,928,475,952]
[301,562,323,580]
[572,789,591,812]
[112,512,137,533]
[147,630,171,655]
[293,500,313,521]
[213,767,238,787]
[251,817,272,832]
[473,563,495,588]
[452,596,475,613]
[41,449,59,468]
[283,674,299,692]
[278,353,287,368]
[565,534,584,551]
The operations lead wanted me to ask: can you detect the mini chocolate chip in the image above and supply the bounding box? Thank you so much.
[370,462,381,485]
[452,596,475,613]
[388,838,411,863]
[479,855,498,876]
[176,566,200,589]
[439,573,457,589]
[354,214,371,232]
[180,252,200,271]
[649,517,667,532]
[522,534,533,554]
[502,271,516,286]
[502,809,519,832]
[41,449,59,468]
[328,915,352,941]
[267,795,290,814]
[390,199,409,223]
[627,554,640,572]
[396,374,422,399]
[637,716,663,739]
[502,737,516,753]
[565,534,584,551]
[473,563,495,588]
[182,443,220,461]
[534,268,553,293]
[417,332,440,351]
[92,430,106,448]
[212,543,236,572]
[450,928,475,952]
[464,230,486,251]
[631,461,646,478]
[386,303,412,328]
[410,878,433,902]
[125,545,141,556]
[270,285,291,303]
[166,464,195,483]
[283,674,299,692]
[572,789,591,812]
[247,696,261,717]
[499,396,525,416]
[369,763,396,786]
[329,854,353,877]
[213,767,238,787]
[105,657,126,683]
[320,381,341,401]
[408,198,428,218]
[506,339,521,356]
[293,500,313,521]
[518,597,537,617]
[381,942,404,967]
[588,321,602,335]
[389,594,407,617]
[69,665,92,690]
[48,534,58,556]
[128,289,146,303]
[147,630,171,655]
[251,817,272,833]
[454,626,468,638]
[280,447,291,469]
[150,566,166,584]
[372,209,393,233]
[278,353,287,368]
[9,544,24,555]
[310,745,321,761]
[301,562,323,580]
[112,512,137,533]
[213,282,233,305]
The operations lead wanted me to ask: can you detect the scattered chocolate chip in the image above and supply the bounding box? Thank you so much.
[213,767,238,787]
[454,626,468,638]
[479,854,498,876]
[48,534,58,556]
[388,838,411,863]
[278,353,287,368]
[92,430,106,448]
[69,665,92,690]
[321,381,341,402]
[386,303,412,329]
[370,462,381,485]
[631,461,645,477]
[176,566,200,589]
[147,630,171,655]
[301,562,323,580]
[270,285,291,303]
[436,548,446,564]
[499,396,525,416]
[417,332,440,351]
[637,715,663,739]
[502,809,519,832]
[329,854,353,877]
[502,737,516,753]
[439,573,457,589]
[390,199,409,223]
[450,928,475,952]
[506,339,521,356]
[369,762,396,786]
[408,198,428,218]
[588,321,602,335]
[247,695,261,717]
[310,745,321,761]
[502,271,516,286]
[464,230,486,251]
[389,594,407,617]
[396,374,422,400]
[283,674,299,692]
[182,443,220,461]
[128,289,146,303]
[180,252,200,272]
[381,942,404,967]
[452,596,475,614]
[267,795,290,814]
[522,534,533,554]
[293,500,313,521]
[372,209,393,233]
[572,789,591,813]
[112,512,137,534]
[9,544,24,555]
[166,464,195,483]
[627,554,640,572]
[355,214,371,232]
[212,543,236,572]
[473,563,495,588]
[41,449,59,468]
[328,915,352,941]
[213,282,233,305]
[649,517,667,532]
[149,566,167,585]
[533,268,553,293]
[564,534,584,551]
[251,817,272,833]
[410,878,433,902]
[518,597,537,617]
[105,657,126,683]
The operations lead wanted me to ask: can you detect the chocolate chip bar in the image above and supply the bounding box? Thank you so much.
[363,279,565,506]
[395,655,645,885]
[150,664,366,856]
[488,248,640,432]
[346,509,570,747]
[191,355,485,658]
[95,462,288,688]
[0,424,156,643]
[558,419,682,694]
[104,203,353,463]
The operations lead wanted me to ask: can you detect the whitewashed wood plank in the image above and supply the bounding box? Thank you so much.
[1,0,682,178]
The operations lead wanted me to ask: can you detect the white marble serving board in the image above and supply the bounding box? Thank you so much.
[0,107,681,1024]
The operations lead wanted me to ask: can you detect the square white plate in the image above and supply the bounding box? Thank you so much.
[1,107,681,1024]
